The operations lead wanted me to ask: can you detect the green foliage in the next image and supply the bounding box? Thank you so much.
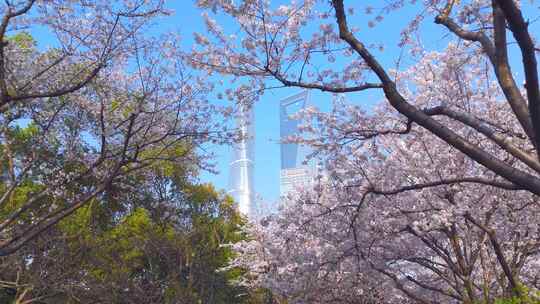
[0,141,264,303]
[494,284,540,304]
[6,31,36,50]
[0,123,46,216]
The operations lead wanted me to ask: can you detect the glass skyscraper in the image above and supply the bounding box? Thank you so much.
[279,90,315,195]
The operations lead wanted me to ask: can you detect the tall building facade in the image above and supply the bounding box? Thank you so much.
[228,103,255,216]
[279,90,315,195]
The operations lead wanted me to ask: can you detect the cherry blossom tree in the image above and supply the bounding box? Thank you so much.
[0,1,232,256]
[190,0,540,302]
[230,47,540,303]
[190,0,540,192]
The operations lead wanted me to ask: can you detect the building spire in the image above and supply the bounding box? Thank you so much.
[228,102,255,216]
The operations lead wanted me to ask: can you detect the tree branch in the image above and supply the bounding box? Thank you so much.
[423,105,540,173]
[0,64,104,112]
[267,67,383,93]
[464,212,520,296]
[0,0,36,104]
[434,3,535,145]
[331,0,540,196]
[496,0,540,156]
[369,177,522,196]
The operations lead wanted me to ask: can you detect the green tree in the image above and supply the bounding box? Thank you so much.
[0,142,270,304]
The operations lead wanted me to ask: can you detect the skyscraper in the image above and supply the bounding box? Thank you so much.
[279,90,315,195]
[228,102,255,216]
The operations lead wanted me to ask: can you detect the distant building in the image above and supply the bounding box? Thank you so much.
[228,102,255,216]
[279,90,315,196]
[280,166,316,194]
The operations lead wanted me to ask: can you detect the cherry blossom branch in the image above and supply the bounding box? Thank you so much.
[464,212,520,296]
[0,7,143,113]
[0,0,37,104]
[340,120,412,142]
[267,67,383,93]
[0,143,117,236]
[434,3,535,144]
[365,177,522,195]
[371,264,433,304]
[406,228,472,295]
[404,257,462,296]
[403,271,462,301]
[3,64,103,102]
[423,105,540,173]
[17,53,71,92]
[331,0,540,196]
